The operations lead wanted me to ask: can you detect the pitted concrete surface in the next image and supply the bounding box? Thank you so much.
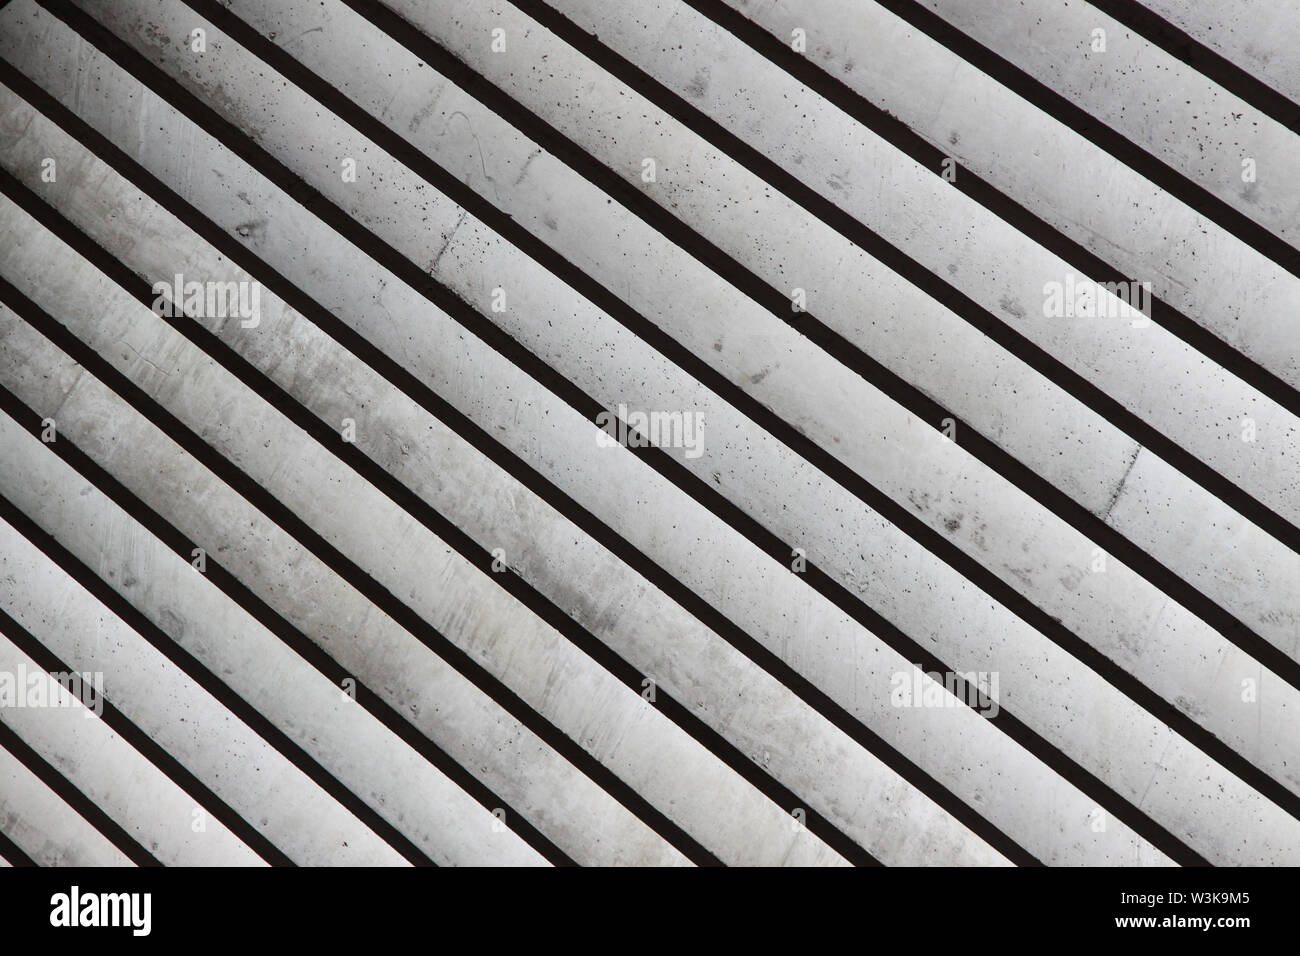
[0,0,1295,866]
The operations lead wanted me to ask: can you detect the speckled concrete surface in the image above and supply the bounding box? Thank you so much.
[1137,0,1300,105]
[0,98,992,865]
[921,0,1300,261]
[723,0,1300,390]
[0,738,133,866]
[0,478,416,867]
[0,0,1296,866]
[0,183,845,868]
[0,19,1141,865]
[0,625,266,866]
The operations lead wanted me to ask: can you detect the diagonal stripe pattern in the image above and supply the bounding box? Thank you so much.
[0,0,1296,866]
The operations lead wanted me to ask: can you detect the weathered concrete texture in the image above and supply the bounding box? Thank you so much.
[1137,0,1300,106]
[341,0,1300,786]
[526,0,1300,513]
[0,621,266,866]
[0,97,992,865]
[0,313,684,868]
[0,187,845,866]
[921,0,1300,262]
[711,0,1300,515]
[0,105,694,867]
[0,0,1296,866]
[0,422,421,867]
[0,232,548,864]
[0,409,541,866]
[62,0,1297,856]
[10,0,1178,865]
[0,739,134,866]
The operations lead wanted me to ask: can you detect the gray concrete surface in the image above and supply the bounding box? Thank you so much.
[0,0,1295,865]
[9,0,1157,865]
[0,96,983,864]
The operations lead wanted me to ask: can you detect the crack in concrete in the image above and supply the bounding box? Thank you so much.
[446,110,501,203]
[428,208,468,275]
[1100,445,1142,523]
[49,366,89,423]
[512,146,543,187]
[1135,727,1177,814]
[116,338,171,380]
[285,26,324,49]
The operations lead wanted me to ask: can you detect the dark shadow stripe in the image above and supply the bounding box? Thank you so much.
[0,604,293,866]
[0,201,719,869]
[0,822,38,866]
[1089,0,1300,133]
[18,9,1037,866]
[0,377,568,868]
[0,410,437,868]
[669,0,1300,556]
[0,706,161,866]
